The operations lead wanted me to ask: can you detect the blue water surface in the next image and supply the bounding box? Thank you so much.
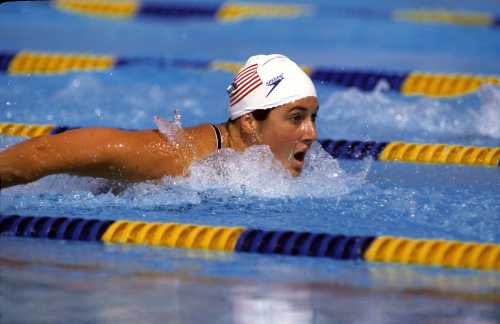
[1,1,499,323]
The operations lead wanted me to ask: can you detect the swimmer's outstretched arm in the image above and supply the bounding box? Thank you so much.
[0,127,197,189]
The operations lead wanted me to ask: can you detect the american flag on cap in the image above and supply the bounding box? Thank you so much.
[228,63,263,107]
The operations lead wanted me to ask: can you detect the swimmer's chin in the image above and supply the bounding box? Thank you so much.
[288,166,303,177]
[288,158,305,176]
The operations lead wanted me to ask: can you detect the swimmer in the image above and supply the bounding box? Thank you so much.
[0,54,318,189]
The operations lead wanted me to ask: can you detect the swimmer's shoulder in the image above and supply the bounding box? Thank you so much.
[136,123,220,158]
[134,123,221,177]
[179,123,221,157]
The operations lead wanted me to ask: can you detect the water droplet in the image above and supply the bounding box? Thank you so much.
[154,109,184,142]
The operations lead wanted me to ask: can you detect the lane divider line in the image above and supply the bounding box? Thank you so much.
[51,0,500,27]
[1,214,499,271]
[2,51,499,98]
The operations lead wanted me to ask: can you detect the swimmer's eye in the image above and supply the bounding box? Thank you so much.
[311,113,317,123]
[289,113,305,124]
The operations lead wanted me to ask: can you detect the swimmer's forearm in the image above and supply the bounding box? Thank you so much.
[0,130,109,188]
[0,128,186,189]
[0,139,46,188]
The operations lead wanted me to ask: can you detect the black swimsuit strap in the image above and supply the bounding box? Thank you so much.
[210,124,222,150]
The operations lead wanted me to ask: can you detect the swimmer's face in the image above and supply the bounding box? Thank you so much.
[255,96,319,176]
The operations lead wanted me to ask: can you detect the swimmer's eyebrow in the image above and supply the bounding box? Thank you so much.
[288,106,319,114]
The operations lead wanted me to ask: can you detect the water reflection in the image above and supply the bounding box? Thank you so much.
[230,284,313,324]
[1,237,499,324]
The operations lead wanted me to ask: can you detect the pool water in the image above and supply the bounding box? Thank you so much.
[1,0,499,323]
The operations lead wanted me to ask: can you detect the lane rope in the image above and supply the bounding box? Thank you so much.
[2,51,499,98]
[50,0,500,27]
[54,0,307,22]
[1,214,499,271]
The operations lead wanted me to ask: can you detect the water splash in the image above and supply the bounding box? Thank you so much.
[474,85,500,139]
[178,143,369,199]
[154,109,184,143]
[318,85,500,143]
[0,143,368,215]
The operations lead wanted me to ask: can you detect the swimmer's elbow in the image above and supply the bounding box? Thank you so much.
[0,131,86,188]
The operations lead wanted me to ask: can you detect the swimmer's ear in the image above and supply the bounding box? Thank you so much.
[239,113,258,134]
[238,113,261,145]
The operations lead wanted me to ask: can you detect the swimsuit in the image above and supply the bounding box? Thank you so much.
[210,124,223,150]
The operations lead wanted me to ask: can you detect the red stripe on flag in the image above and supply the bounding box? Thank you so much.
[233,71,259,91]
[233,64,258,82]
[230,74,261,98]
[230,79,263,106]
[234,68,258,84]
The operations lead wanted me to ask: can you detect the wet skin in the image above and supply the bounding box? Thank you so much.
[0,125,217,188]
[0,97,319,188]
[252,96,319,176]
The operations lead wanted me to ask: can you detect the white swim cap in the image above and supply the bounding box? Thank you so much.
[227,54,317,120]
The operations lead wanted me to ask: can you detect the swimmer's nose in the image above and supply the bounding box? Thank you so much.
[301,118,317,143]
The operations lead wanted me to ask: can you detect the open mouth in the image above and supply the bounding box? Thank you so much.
[293,151,306,162]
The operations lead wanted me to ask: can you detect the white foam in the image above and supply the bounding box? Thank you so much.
[474,85,500,139]
[319,85,500,141]
[1,143,369,206]
[2,174,108,194]
[118,180,202,207]
[174,143,369,199]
